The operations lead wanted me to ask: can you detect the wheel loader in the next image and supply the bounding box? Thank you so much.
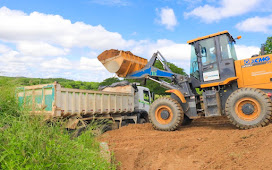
[98,31,272,131]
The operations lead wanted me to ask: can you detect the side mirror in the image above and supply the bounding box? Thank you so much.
[201,47,207,63]
[201,47,207,57]
[151,92,155,102]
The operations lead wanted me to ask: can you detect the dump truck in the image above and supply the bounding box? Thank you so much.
[17,82,152,129]
[98,31,272,131]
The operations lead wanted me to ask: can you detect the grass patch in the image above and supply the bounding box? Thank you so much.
[0,78,116,169]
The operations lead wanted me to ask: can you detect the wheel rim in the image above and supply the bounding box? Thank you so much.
[235,97,261,121]
[155,105,173,124]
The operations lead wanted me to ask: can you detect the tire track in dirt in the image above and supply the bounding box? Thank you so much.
[100,117,272,170]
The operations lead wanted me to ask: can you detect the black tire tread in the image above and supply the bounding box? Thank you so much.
[225,88,272,129]
[148,97,183,131]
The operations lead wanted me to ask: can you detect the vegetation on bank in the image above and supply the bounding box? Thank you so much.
[0,59,186,96]
[0,78,116,169]
[0,76,100,90]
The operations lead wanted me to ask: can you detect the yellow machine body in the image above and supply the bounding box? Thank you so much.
[97,31,272,130]
[235,54,272,89]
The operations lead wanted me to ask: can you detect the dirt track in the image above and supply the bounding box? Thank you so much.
[100,116,272,170]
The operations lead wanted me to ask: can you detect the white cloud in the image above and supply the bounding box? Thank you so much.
[79,57,105,71]
[41,57,73,70]
[0,6,263,81]
[0,47,20,62]
[157,7,178,30]
[132,39,190,60]
[0,6,136,81]
[0,46,29,77]
[17,41,68,57]
[0,6,132,50]
[236,15,272,33]
[184,0,262,23]
[0,62,28,76]
[131,39,191,72]
[235,45,260,60]
[0,44,10,53]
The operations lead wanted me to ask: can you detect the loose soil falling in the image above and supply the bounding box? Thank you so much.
[100,117,272,170]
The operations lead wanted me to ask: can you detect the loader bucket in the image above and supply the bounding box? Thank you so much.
[98,49,148,77]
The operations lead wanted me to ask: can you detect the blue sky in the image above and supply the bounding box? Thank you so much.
[0,0,271,81]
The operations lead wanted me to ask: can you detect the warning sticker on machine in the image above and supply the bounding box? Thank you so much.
[203,70,220,81]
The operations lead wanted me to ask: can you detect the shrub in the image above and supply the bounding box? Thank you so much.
[0,80,115,169]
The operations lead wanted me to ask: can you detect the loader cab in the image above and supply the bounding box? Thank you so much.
[188,31,237,88]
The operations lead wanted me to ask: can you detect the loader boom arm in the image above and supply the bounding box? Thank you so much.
[98,50,199,118]
[126,51,190,92]
[126,51,178,80]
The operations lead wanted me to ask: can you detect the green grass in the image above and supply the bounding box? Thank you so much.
[0,78,116,169]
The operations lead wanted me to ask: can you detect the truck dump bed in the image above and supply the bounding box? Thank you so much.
[97,49,147,77]
[17,82,134,118]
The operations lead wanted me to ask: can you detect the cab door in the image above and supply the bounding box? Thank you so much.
[199,38,220,82]
[142,90,150,112]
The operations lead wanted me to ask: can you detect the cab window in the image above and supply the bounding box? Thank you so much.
[199,38,217,66]
[190,45,199,79]
[219,34,237,60]
[143,90,150,103]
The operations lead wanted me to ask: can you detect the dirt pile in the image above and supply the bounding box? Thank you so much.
[97,49,140,61]
[97,49,121,61]
[100,117,272,170]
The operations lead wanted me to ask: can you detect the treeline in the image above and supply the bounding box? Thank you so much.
[0,76,100,90]
[263,36,272,54]
[0,60,186,95]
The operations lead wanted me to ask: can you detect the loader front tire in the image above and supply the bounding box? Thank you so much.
[225,88,272,129]
[149,97,184,131]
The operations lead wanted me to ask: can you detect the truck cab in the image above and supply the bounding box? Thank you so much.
[102,82,152,124]
[135,86,152,113]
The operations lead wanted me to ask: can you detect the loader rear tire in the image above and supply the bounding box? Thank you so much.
[149,97,183,131]
[225,88,272,129]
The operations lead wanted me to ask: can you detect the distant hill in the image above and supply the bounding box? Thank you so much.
[0,76,100,90]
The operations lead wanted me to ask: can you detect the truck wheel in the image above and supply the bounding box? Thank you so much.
[182,115,193,126]
[225,88,272,129]
[149,97,184,131]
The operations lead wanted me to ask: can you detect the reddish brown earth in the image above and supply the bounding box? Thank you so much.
[97,49,121,61]
[97,49,140,61]
[100,117,272,170]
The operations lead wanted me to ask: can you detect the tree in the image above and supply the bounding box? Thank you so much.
[262,36,272,54]
[99,77,121,87]
[145,61,186,95]
[1,76,101,90]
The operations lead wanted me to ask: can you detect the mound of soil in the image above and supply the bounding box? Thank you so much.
[97,49,140,61]
[100,116,272,169]
[97,49,121,61]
